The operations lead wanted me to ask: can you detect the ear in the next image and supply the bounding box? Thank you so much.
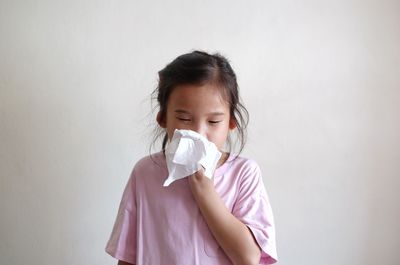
[156,111,166,128]
[229,118,237,130]
[156,111,167,128]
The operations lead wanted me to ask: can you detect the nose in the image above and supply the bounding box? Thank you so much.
[192,122,207,138]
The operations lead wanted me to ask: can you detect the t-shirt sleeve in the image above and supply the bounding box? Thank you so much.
[105,169,137,264]
[232,161,278,264]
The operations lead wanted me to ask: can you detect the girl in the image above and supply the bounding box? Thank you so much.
[105,51,277,265]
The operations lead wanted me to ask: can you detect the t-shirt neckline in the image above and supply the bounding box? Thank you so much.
[156,151,235,178]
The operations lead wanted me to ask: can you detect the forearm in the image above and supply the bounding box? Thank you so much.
[189,176,261,265]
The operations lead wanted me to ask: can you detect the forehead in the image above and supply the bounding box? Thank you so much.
[169,84,228,105]
[168,84,229,110]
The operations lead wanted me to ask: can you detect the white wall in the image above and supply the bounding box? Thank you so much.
[1,0,399,264]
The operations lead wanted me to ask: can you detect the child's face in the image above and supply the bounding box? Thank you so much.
[158,83,236,151]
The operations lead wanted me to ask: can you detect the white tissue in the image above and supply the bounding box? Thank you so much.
[163,129,222,187]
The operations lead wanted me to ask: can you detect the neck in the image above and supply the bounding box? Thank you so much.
[217,152,229,168]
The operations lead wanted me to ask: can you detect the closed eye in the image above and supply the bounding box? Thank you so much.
[178,118,191,122]
[209,121,222,124]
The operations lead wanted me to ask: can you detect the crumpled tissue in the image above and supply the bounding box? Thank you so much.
[163,129,222,187]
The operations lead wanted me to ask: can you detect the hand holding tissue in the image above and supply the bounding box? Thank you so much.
[163,129,222,187]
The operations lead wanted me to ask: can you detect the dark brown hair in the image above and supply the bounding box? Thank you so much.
[151,50,249,155]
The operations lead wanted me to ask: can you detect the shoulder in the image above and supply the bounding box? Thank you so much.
[226,154,262,177]
[224,155,264,191]
[130,151,167,181]
[133,152,165,170]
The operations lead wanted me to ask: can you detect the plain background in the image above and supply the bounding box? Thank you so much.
[1,0,399,264]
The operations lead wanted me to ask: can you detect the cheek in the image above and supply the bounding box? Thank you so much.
[212,129,229,147]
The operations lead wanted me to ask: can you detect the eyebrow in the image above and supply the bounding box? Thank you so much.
[174,109,225,116]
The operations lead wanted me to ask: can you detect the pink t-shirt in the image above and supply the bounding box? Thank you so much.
[105,152,277,264]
